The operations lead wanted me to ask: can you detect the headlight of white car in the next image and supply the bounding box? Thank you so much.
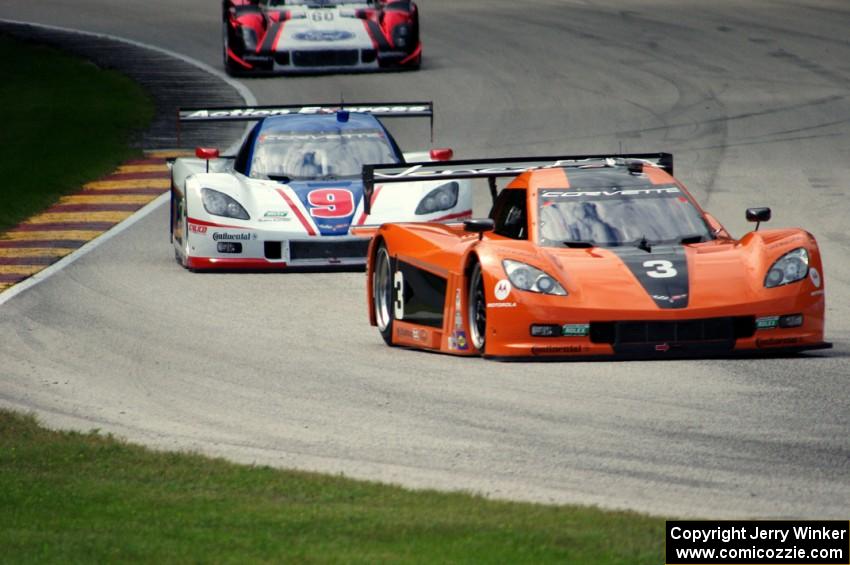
[502,259,567,295]
[202,188,250,220]
[415,182,458,215]
[765,247,809,288]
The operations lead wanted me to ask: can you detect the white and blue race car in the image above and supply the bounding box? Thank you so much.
[170,103,471,270]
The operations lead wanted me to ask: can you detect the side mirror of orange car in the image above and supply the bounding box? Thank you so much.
[464,218,495,240]
[746,207,771,231]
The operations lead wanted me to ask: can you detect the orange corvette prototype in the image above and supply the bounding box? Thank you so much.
[362,154,830,360]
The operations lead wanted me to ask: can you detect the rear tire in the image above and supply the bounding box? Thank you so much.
[467,262,486,353]
[373,243,396,346]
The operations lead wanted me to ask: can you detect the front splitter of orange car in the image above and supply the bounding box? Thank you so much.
[480,289,829,360]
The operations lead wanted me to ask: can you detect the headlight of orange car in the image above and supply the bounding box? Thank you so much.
[502,259,567,295]
[765,248,809,288]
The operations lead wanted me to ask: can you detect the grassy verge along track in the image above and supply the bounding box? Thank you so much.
[0,411,666,562]
[0,34,153,233]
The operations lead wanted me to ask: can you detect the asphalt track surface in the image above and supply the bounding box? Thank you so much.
[1,1,848,518]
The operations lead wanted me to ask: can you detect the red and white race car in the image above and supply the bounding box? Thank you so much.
[223,0,421,75]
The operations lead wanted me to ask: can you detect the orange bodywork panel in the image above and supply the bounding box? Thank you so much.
[365,161,829,360]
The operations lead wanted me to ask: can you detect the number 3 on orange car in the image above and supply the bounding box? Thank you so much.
[643,260,678,279]
[393,271,405,319]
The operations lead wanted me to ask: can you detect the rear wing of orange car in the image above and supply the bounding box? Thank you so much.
[177,102,435,143]
[362,152,673,214]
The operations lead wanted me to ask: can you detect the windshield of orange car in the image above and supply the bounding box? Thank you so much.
[249,129,400,180]
[537,184,713,247]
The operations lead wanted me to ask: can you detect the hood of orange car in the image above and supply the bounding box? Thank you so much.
[534,240,766,311]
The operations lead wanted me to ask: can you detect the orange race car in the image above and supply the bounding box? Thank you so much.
[361,154,831,360]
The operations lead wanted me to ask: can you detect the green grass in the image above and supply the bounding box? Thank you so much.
[0,410,666,563]
[0,34,153,233]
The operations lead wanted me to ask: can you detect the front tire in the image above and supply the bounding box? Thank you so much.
[467,262,486,353]
[373,243,395,346]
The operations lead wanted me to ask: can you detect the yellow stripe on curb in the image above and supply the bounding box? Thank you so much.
[0,265,45,276]
[2,231,104,241]
[59,194,154,205]
[116,165,169,174]
[145,150,192,159]
[25,212,133,224]
[83,179,170,190]
[0,248,75,258]
[0,283,12,292]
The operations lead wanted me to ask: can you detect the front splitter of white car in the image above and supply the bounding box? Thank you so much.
[179,220,371,270]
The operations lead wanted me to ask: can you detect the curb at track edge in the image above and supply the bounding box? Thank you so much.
[0,19,256,308]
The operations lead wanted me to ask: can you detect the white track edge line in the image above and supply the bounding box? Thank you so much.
[0,19,255,308]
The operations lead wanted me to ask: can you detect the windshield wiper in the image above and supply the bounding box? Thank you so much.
[679,234,705,244]
[634,236,652,253]
[561,240,595,248]
[266,174,291,183]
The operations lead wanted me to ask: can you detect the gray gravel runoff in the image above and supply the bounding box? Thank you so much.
[1,0,848,518]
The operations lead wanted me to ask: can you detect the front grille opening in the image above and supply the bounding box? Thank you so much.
[290,239,369,261]
[264,241,282,260]
[590,316,756,345]
[292,50,359,67]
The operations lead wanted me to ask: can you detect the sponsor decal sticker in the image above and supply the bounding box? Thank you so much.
[757,337,801,348]
[454,289,463,330]
[810,267,821,288]
[756,316,780,330]
[541,187,681,199]
[398,327,429,343]
[487,302,517,309]
[293,30,354,42]
[652,293,688,305]
[494,279,512,301]
[562,323,590,337]
[189,223,208,234]
[531,345,584,355]
[450,330,469,351]
[212,232,254,241]
[183,105,430,120]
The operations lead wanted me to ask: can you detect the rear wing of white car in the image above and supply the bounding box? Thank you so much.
[177,102,435,142]
[362,153,673,214]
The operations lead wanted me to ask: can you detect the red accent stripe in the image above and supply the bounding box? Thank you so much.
[400,44,422,65]
[47,204,142,213]
[356,185,384,226]
[433,210,473,222]
[0,240,84,249]
[275,189,316,236]
[187,217,249,230]
[10,222,114,232]
[81,188,164,196]
[187,257,287,271]
[0,256,58,266]
[227,47,253,69]
[103,171,170,181]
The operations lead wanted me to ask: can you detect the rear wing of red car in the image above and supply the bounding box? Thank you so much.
[177,102,435,142]
[362,153,673,214]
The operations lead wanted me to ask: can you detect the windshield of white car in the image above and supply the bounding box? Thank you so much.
[249,129,400,181]
[537,184,713,247]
